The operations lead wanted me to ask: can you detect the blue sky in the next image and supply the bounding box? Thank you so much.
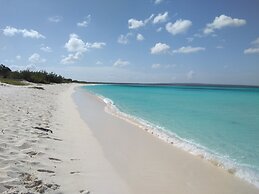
[1,0,259,85]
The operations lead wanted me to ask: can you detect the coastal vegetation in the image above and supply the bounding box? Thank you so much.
[0,77,28,86]
[0,64,84,85]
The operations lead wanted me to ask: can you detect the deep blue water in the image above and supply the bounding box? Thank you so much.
[83,84,259,187]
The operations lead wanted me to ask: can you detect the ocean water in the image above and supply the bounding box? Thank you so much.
[83,84,259,187]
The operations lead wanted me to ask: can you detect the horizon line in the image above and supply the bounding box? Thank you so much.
[82,82,259,88]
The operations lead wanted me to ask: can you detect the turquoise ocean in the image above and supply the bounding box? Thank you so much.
[83,84,259,187]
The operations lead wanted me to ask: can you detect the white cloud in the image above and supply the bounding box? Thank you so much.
[118,33,132,44]
[113,59,130,67]
[3,26,45,39]
[28,53,46,64]
[144,14,154,24]
[64,34,105,52]
[77,15,91,27]
[136,33,144,41]
[166,19,192,35]
[61,53,82,64]
[22,30,45,39]
[62,33,105,64]
[187,70,195,80]
[204,15,246,34]
[154,0,163,4]
[3,26,18,36]
[65,34,87,53]
[243,37,259,54]
[244,48,259,54]
[150,42,170,54]
[40,45,52,52]
[128,14,154,29]
[48,16,63,23]
[156,27,163,32]
[151,64,161,69]
[152,63,176,69]
[252,37,259,45]
[87,42,106,49]
[173,46,205,54]
[16,55,21,60]
[96,61,103,65]
[128,19,145,29]
[153,12,168,24]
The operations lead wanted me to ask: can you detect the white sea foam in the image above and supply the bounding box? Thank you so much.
[94,93,259,188]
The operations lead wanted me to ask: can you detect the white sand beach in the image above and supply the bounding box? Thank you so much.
[1,83,259,194]
[0,83,129,194]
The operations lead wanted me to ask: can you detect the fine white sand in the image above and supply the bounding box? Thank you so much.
[0,83,130,194]
[1,83,259,194]
[0,84,68,193]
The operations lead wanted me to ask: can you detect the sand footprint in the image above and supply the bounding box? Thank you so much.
[48,157,62,162]
[70,171,80,175]
[37,169,55,174]
[80,189,90,194]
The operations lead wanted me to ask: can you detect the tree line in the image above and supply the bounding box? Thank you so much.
[0,64,77,84]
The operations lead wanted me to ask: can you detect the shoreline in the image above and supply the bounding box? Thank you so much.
[86,88,259,189]
[48,84,131,193]
[75,86,259,194]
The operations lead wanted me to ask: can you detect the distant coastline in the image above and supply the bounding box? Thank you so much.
[84,82,259,88]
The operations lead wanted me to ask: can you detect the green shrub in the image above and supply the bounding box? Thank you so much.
[0,64,75,84]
